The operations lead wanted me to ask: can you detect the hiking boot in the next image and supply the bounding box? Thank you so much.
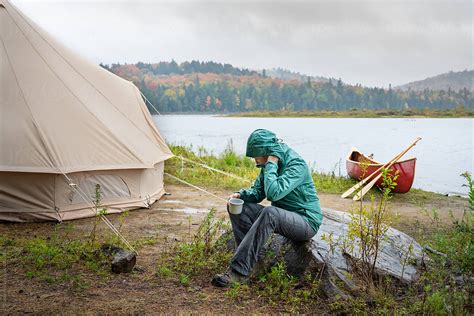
[212,268,248,287]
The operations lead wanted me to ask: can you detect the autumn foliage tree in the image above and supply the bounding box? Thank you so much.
[100,61,473,113]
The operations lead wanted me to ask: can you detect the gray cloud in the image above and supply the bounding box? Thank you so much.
[12,0,472,87]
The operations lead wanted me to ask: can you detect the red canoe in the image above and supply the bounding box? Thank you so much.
[346,148,417,193]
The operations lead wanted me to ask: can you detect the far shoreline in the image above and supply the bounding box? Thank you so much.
[225,108,474,118]
[152,108,474,118]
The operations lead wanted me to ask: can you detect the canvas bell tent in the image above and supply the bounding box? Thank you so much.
[0,0,173,221]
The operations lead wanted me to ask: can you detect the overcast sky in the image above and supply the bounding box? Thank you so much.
[12,0,473,87]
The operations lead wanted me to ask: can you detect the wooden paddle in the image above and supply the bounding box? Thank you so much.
[352,137,422,201]
[341,153,401,199]
[341,137,421,199]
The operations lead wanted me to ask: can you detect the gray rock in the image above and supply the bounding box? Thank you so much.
[111,250,136,273]
[101,244,137,273]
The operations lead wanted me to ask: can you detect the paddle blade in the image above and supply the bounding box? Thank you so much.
[353,174,381,201]
[341,179,367,198]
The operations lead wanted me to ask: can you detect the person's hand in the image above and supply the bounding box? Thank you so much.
[267,156,279,164]
[228,192,240,201]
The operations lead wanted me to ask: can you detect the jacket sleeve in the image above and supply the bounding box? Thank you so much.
[239,171,266,203]
[263,159,306,201]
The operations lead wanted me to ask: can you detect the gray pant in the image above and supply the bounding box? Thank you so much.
[228,203,316,276]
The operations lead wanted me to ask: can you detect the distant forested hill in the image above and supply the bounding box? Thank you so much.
[101,61,473,113]
[105,60,259,76]
[265,68,332,84]
[396,70,473,92]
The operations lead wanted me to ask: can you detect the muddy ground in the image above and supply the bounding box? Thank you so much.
[0,183,467,314]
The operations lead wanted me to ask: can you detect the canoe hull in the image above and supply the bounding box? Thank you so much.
[346,150,416,193]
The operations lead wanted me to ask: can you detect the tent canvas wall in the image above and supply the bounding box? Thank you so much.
[0,0,173,221]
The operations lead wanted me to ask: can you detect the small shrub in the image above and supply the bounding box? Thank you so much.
[257,262,294,301]
[461,171,474,212]
[179,273,189,286]
[226,282,249,302]
[345,168,398,283]
[251,262,320,311]
[90,184,109,246]
[157,266,173,278]
[157,209,232,283]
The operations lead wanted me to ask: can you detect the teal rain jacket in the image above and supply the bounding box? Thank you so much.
[238,129,323,233]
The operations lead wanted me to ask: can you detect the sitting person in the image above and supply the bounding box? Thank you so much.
[212,129,323,287]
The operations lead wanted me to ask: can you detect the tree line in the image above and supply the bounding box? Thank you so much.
[101,60,258,77]
[102,62,473,113]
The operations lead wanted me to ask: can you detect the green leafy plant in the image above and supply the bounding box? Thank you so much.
[90,184,108,246]
[226,282,249,302]
[345,168,398,283]
[395,172,473,314]
[461,171,474,212]
[156,209,232,282]
[251,262,320,311]
[179,273,189,286]
[14,225,109,286]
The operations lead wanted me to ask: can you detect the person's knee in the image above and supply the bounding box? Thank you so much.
[242,202,260,213]
[256,206,278,228]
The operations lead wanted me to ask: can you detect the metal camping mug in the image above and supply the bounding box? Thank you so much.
[228,198,244,214]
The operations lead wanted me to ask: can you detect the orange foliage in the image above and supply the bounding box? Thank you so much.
[110,64,290,90]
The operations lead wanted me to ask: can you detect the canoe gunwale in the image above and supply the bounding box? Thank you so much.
[346,147,417,167]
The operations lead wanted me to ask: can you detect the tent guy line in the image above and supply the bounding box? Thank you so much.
[62,173,138,254]
[1,0,172,224]
[140,90,161,116]
[174,156,252,184]
[148,94,253,184]
[164,172,228,203]
[2,9,136,252]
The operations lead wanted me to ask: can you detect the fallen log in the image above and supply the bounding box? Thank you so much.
[224,208,425,297]
[315,208,424,280]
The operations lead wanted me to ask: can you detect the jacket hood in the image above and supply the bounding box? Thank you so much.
[245,129,284,160]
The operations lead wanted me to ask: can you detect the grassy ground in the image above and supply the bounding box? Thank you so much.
[1,184,470,314]
[227,108,474,118]
[0,185,328,314]
[1,145,472,314]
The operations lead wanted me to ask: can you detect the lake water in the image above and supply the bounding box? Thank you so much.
[153,115,473,196]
